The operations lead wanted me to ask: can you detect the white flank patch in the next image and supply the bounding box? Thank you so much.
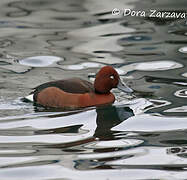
[25,94,34,102]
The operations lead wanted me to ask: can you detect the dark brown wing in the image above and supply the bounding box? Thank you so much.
[32,78,94,101]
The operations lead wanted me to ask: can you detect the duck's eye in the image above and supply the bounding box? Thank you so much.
[110,75,114,80]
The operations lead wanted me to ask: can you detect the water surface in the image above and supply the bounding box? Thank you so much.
[0,0,187,179]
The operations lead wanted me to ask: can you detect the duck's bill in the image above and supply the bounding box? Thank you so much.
[117,80,133,93]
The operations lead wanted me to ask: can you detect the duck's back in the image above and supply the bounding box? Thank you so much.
[32,78,94,101]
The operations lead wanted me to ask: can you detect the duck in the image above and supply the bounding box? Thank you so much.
[26,66,133,108]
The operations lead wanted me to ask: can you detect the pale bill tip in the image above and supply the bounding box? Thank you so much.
[117,80,133,93]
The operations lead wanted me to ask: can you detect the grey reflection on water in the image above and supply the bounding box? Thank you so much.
[0,105,135,171]
[175,89,187,98]
[179,46,187,53]
[19,56,63,67]
[0,0,187,179]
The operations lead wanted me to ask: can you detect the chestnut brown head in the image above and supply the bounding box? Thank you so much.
[94,66,133,94]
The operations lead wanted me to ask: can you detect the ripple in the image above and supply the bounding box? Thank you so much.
[0,61,10,65]
[19,56,62,67]
[62,62,104,70]
[179,47,187,53]
[169,30,187,36]
[0,98,31,110]
[107,146,187,166]
[7,10,30,18]
[164,106,187,113]
[115,98,153,115]
[116,60,183,75]
[0,39,13,48]
[0,109,97,144]
[182,72,187,77]
[174,89,187,98]
[85,139,143,149]
[85,0,136,19]
[0,149,35,155]
[77,148,146,162]
[112,114,187,132]
[135,61,183,71]
[120,35,151,42]
[68,22,135,64]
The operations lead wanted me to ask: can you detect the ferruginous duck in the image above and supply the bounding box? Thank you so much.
[26,66,133,108]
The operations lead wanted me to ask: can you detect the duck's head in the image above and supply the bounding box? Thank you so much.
[94,66,133,94]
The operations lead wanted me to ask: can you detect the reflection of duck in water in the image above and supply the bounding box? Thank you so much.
[25,66,133,108]
[94,105,134,139]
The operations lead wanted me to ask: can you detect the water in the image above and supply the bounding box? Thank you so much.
[0,0,187,179]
